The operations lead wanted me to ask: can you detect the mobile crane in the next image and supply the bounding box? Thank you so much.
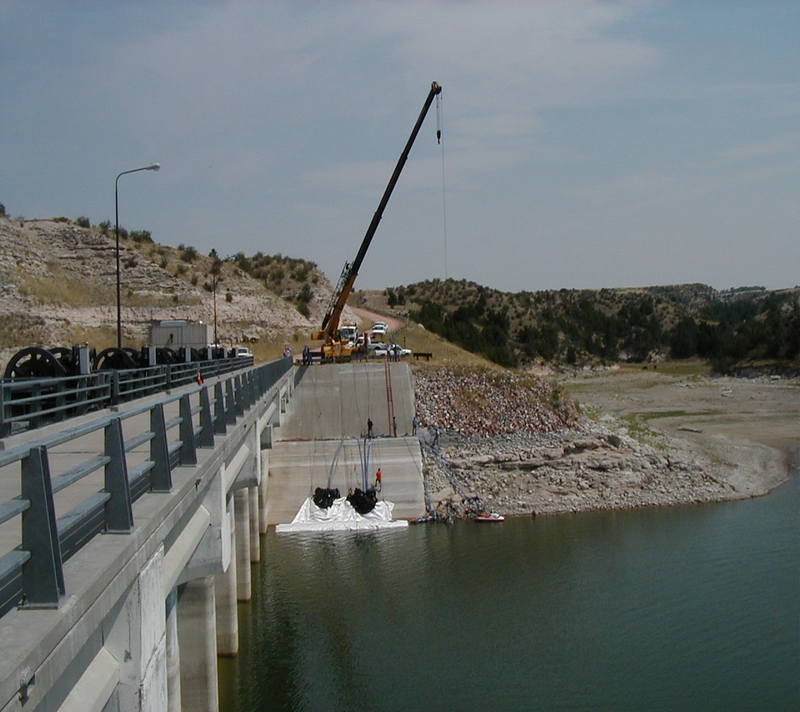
[312,81,442,360]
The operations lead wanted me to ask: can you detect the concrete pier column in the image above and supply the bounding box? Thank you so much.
[248,486,260,562]
[258,472,269,535]
[215,519,239,656]
[104,544,167,712]
[259,426,272,534]
[234,488,251,600]
[166,588,181,712]
[271,394,282,427]
[177,577,218,712]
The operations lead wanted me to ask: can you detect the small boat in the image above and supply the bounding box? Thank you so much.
[475,512,505,522]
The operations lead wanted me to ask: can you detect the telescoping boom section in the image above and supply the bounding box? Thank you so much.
[313,81,442,360]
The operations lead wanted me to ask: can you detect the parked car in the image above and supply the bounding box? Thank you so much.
[384,343,411,359]
[388,344,412,357]
[234,347,253,358]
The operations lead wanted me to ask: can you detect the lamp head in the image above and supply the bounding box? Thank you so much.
[147,163,161,171]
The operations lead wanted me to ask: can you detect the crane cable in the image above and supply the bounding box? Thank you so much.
[436,91,448,280]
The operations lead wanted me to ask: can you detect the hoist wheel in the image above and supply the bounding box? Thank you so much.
[156,348,178,364]
[93,347,139,371]
[3,347,68,379]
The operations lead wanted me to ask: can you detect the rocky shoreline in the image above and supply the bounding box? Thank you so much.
[412,365,795,521]
[418,424,746,520]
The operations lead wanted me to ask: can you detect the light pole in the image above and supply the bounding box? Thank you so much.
[115,163,160,348]
[211,274,219,345]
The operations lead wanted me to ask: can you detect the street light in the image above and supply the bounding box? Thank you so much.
[115,163,160,348]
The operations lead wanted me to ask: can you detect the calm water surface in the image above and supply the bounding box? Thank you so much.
[219,472,799,711]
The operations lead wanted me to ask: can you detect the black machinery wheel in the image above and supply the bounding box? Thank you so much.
[93,347,139,371]
[155,347,179,364]
[4,347,69,379]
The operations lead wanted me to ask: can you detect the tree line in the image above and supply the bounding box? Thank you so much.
[409,281,800,370]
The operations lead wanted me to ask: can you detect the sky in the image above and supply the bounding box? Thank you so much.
[1,1,798,293]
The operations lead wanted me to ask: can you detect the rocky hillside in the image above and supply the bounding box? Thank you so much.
[375,279,800,369]
[0,215,354,366]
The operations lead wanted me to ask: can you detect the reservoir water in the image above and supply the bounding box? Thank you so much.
[219,470,799,711]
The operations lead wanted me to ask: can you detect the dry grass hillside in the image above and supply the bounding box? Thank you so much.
[0,215,356,366]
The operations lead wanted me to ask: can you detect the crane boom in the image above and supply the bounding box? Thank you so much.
[313,81,442,357]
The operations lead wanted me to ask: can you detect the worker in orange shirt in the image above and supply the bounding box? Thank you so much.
[375,467,383,491]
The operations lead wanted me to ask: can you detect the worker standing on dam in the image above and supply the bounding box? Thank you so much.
[367,417,374,438]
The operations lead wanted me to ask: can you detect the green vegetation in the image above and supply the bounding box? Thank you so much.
[225,250,320,302]
[295,283,313,317]
[180,245,198,262]
[620,414,667,447]
[402,278,800,372]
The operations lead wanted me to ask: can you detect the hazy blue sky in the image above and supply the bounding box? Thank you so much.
[2,1,798,292]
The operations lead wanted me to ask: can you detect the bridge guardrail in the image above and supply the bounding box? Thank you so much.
[0,356,291,618]
[0,356,254,437]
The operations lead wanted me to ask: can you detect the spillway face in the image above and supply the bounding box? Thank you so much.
[268,362,426,524]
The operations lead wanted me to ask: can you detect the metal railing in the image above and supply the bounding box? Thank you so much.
[0,356,254,437]
[0,357,291,617]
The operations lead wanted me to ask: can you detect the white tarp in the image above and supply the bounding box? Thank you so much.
[275,496,409,533]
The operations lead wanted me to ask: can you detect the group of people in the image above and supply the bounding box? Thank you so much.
[300,345,313,365]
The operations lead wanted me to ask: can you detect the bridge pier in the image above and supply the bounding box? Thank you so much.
[165,589,181,712]
[177,577,218,712]
[105,544,168,712]
[258,425,273,533]
[248,486,261,562]
[215,512,239,656]
[233,489,251,601]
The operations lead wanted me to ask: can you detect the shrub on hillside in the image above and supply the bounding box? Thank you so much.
[130,230,152,244]
[180,246,198,262]
[76,216,91,228]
